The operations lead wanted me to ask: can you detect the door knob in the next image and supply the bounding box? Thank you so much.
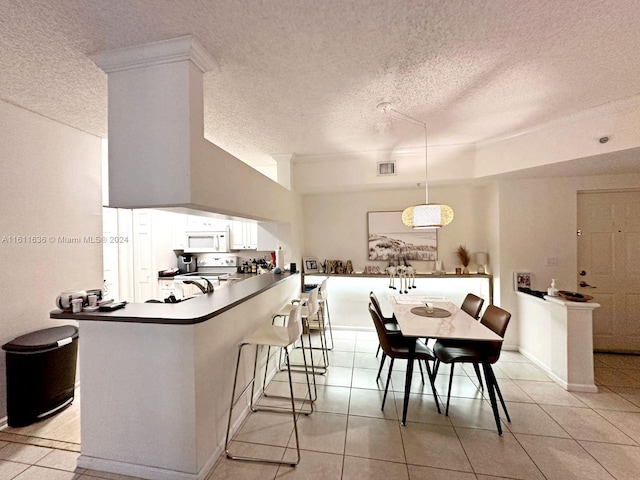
[579,281,596,288]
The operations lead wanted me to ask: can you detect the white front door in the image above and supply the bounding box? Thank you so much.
[577,190,640,352]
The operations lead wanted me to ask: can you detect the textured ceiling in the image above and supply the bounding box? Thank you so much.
[1,0,640,168]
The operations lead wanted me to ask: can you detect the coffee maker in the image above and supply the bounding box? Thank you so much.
[176,252,197,274]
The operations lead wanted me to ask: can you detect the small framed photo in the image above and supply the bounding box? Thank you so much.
[303,256,319,274]
[514,272,532,290]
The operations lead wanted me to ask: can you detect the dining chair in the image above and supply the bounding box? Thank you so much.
[369,292,418,382]
[433,293,485,387]
[460,293,484,319]
[369,291,401,358]
[433,304,511,434]
[369,304,441,414]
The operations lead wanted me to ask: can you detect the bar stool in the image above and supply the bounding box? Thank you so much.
[275,287,329,374]
[294,278,334,350]
[225,305,313,466]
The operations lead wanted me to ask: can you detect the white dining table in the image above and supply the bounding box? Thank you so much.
[389,296,504,429]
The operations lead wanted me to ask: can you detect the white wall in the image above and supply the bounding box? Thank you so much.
[302,184,490,275]
[301,170,640,351]
[496,173,640,348]
[0,100,103,417]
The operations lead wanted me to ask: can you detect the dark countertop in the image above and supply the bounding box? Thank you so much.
[51,272,299,325]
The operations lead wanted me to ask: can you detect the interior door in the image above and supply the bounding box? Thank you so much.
[132,209,154,302]
[102,207,120,300]
[578,191,640,352]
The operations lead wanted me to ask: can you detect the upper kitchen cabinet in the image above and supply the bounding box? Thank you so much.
[230,220,257,250]
[185,215,229,231]
[230,220,279,251]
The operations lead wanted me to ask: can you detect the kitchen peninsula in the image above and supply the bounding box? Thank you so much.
[51,272,299,480]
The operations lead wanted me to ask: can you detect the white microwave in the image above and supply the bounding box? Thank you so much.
[184,229,230,253]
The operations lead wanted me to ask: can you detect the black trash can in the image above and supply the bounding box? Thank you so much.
[2,325,78,427]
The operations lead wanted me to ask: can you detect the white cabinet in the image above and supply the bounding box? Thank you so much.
[231,221,257,250]
[173,214,188,250]
[230,220,279,251]
[186,215,228,231]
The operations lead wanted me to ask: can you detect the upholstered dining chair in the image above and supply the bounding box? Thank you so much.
[460,293,484,319]
[370,291,401,357]
[369,303,441,415]
[433,304,512,435]
[433,293,485,386]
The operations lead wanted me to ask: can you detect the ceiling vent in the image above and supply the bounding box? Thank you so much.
[377,161,396,176]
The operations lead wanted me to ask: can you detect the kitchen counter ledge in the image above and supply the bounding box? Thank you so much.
[51,272,298,325]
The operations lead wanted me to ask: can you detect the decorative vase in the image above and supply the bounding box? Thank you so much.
[462,266,469,274]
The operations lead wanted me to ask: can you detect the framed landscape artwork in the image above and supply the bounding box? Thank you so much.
[367,211,437,261]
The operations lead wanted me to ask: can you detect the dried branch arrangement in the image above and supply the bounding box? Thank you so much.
[456,245,471,267]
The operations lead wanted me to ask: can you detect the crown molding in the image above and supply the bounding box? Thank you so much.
[91,35,217,74]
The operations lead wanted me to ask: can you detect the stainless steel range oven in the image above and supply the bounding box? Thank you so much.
[173,254,238,298]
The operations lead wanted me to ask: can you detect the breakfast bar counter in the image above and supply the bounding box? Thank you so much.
[51,272,296,325]
[50,272,300,480]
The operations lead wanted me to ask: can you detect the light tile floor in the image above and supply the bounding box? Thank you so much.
[2,330,640,479]
[211,330,640,480]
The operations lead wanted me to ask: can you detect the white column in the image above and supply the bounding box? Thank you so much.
[272,153,294,190]
[91,36,217,208]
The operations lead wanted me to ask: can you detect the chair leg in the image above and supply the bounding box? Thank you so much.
[382,358,395,410]
[481,361,503,435]
[445,363,455,416]
[284,349,301,466]
[318,314,330,368]
[377,352,387,381]
[325,298,335,350]
[376,344,381,358]
[433,358,441,376]
[486,364,510,422]
[262,345,272,394]
[249,343,260,411]
[226,344,303,466]
[473,362,484,390]
[418,359,425,384]
[423,359,441,414]
[299,341,315,413]
[225,345,245,457]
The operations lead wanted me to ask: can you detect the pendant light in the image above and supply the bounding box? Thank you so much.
[377,102,454,229]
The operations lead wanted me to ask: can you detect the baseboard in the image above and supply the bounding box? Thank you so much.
[78,455,202,480]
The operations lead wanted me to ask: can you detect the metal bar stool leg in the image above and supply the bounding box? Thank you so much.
[224,345,245,458]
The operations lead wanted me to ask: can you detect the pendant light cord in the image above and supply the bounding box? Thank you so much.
[377,103,429,203]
